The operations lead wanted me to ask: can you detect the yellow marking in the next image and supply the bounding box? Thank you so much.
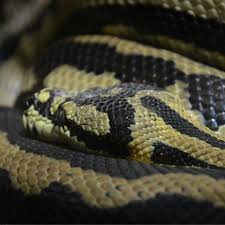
[1,132,225,208]
[218,125,225,138]
[165,80,191,110]
[62,101,111,136]
[147,34,225,71]
[37,90,50,103]
[44,65,120,92]
[135,90,225,142]
[73,35,225,79]
[23,105,89,150]
[50,96,66,115]
[165,80,207,130]
[23,106,54,140]
[127,94,225,167]
[102,24,138,38]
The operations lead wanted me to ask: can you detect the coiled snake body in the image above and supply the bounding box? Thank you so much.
[1,0,225,223]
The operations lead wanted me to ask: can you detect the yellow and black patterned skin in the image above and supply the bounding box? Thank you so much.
[1,0,225,223]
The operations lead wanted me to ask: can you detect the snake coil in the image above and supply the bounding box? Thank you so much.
[1,0,225,223]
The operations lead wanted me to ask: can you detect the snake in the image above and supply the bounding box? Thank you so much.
[1,0,225,223]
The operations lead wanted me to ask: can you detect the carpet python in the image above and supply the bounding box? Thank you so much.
[1,0,225,223]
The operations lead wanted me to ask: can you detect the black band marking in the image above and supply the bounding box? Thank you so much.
[152,142,218,169]
[1,107,225,179]
[188,74,225,131]
[33,40,185,88]
[1,177,225,223]
[54,92,136,157]
[33,39,225,131]
[29,84,156,157]
[59,4,225,56]
[141,96,225,149]
[29,83,225,152]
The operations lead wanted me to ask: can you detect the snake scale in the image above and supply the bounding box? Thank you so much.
[1,0,225,223]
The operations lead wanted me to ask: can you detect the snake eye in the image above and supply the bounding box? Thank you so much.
[25,95,36,108]
[55,109,66,126]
